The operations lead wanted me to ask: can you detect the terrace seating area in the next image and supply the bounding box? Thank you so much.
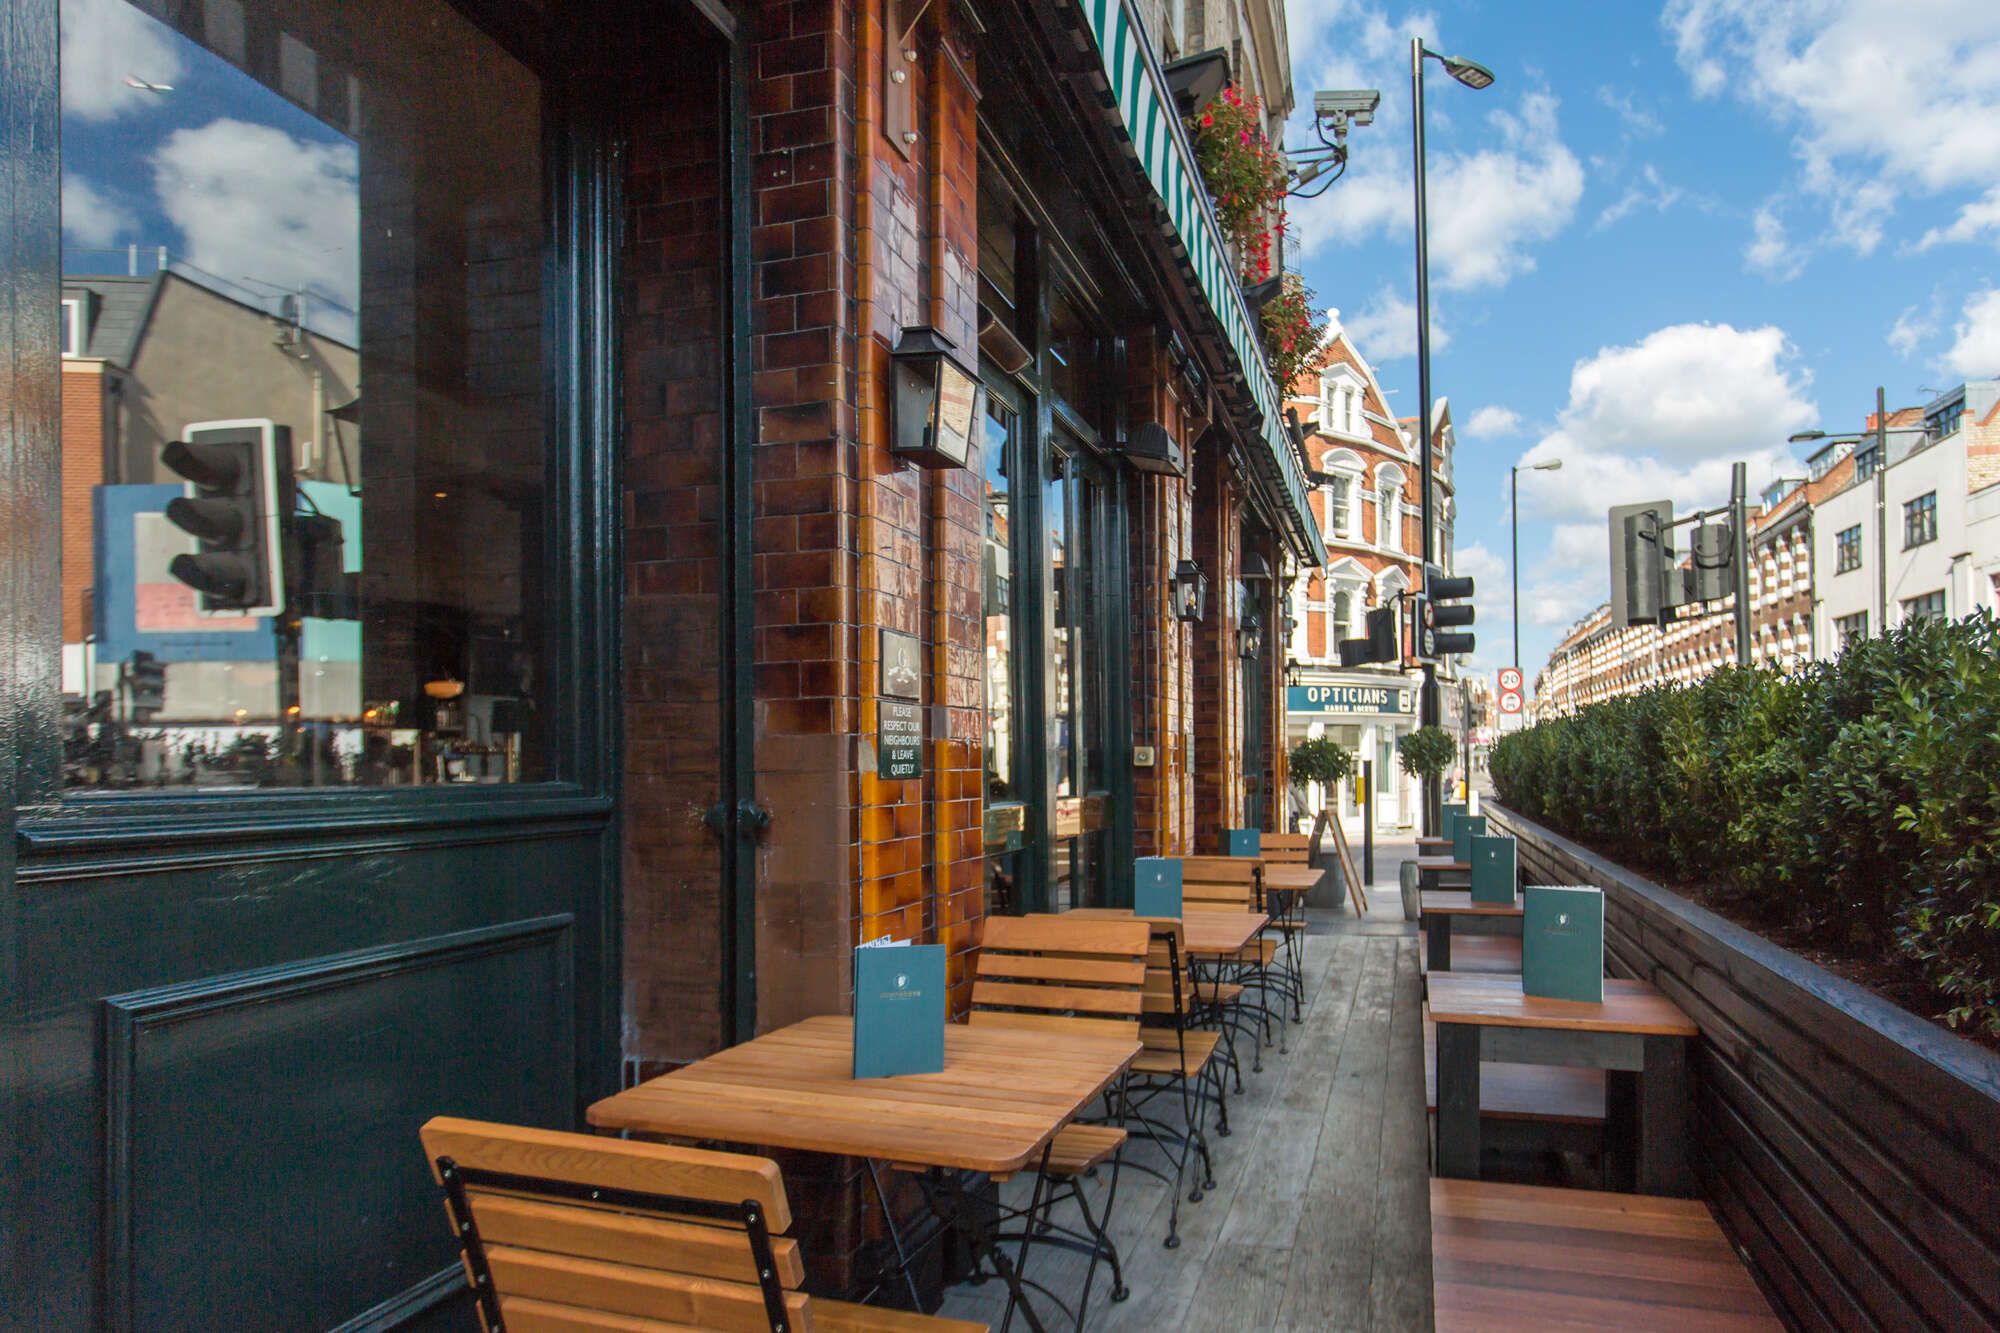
[414,833,1786,1331]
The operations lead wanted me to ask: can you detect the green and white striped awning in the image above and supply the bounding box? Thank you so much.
[1075,0,1323,563]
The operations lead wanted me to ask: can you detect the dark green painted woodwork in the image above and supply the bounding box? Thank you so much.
[0,2,756,1329]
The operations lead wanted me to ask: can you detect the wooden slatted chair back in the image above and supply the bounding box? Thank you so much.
[418,1116,813,1333]
[1179,855,1258,911]
[971,915,1149,1039]
[1260,833,1310,864]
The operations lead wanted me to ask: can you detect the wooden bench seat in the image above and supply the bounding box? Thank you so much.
[1431,1179,1781,1331]
[1417,932,1522,975]
[1131,1026,1224,1078]
[1423,1011,1605,1124]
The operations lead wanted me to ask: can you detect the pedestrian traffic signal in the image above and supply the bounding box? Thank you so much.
[1338,605,1402,666]
[1609,499,1673,626]
[161,419,290,616]
[1420,564,1475,658]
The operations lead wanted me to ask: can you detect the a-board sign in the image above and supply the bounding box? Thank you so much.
[877,701,922,779]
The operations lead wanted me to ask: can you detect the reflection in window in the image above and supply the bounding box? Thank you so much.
[59,0,545,790]
[982,403,1015,802]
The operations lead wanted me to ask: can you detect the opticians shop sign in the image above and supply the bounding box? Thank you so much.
[1286,684,1413,715]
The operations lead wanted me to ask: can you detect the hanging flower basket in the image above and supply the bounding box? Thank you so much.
[1262,279,1327,394]
[1186,84,1288,280]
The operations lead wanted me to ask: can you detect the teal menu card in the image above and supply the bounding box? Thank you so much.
[852,941,946,1079]
[1469,835,1517,904]
[1522,886,1605,1003]
[1134,856,1183,918]
[1440,803,1468,842]
[1451,814,1487,863]
[1225,828,1262,857]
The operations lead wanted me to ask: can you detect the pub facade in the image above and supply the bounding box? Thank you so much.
[0,0,1319,1322]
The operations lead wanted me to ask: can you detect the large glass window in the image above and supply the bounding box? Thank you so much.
[1835,610,1868,648]
[59,0,546,791]
[1902,590,1946,623]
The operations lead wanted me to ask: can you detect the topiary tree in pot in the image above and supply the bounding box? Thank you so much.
[1288,735,1354,793]
[1397,724,1458,835]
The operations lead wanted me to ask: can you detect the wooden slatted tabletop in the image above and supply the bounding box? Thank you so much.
[1421,890,1523,918]
[1065,906,1268,956]
[1431,1179,1782,1331]
[586,1016,1138,1175]
[1259,865,1322,893]
[1428,974,1697,1036]
[1416,856,1472,872]
[1416,835,1453,849]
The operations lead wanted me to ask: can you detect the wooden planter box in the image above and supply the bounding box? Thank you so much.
[1486,804,2000,1331]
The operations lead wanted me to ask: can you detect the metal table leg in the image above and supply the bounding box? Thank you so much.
[1426,913,1452,972]
[1638,1034,1693,1196]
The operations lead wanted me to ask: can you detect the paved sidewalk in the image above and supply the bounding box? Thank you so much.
[937,842,1432,1330]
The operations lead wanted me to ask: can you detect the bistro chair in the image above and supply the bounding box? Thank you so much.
[1179,856,1286,1068]
[416,1116,989,1333]
[968,914,1151,1329]
[1056,914,1227,1250]
[1248,835,1311,1021]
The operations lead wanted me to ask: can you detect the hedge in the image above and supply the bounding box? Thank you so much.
[1491,611,2000,1038]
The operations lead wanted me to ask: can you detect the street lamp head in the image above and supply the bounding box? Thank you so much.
[1531,459,1563,472]
[1438,54,1496,90]
[1787,429,1827,444]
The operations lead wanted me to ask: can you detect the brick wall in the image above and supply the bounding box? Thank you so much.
[619,15,732,1066]
[60,362,109,646]
[1190,440,1242,850]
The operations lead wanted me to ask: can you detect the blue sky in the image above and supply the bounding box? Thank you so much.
[60,0,359,341]
[1281,0,2000,685]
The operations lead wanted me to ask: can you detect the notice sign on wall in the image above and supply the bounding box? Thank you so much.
[878,701,923,779]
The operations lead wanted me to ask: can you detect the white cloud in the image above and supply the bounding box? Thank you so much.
[1519,322,1816,524]
[1466,405,1520,437]
[1596,164,1687,231]
[1888,302,1939,358]
[151,119,359,340]
[61,172,136,249]
[1666,0,2000,260]
[1745,203,1806,279]
[1340,287,1445,363]
[1597,86,1664,139]
[1917,184,2000,251]
[1941,289,2000,379]
[1284,5,1583,294]
[61,0,184,122]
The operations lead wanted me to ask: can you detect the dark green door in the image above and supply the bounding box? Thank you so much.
[0,0,745,1326]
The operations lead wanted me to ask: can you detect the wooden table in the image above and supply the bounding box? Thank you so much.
[589,1016,1139,1332]
[1259,864,1321,896]
[1419,890,1523,972]
[1416,835,1453,851]
[1428,973,1697,1196]
[1415,854,1471,891]
[1066,905,1268,956]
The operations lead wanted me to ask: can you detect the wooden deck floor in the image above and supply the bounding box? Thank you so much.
[936,856,1433,1331]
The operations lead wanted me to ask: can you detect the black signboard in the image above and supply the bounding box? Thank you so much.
[878,700,923,779]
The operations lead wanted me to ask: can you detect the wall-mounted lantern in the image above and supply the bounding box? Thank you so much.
[890,326,984,469]
[1172,559,1208,623]
[1238,614,1263,659]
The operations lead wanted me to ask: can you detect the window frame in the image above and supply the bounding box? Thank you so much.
[1834,610,1868,648]
[9,0,655,837]
[1835,524,1862,574]
[1900,590,1946,623]
[1903,491,1938,549]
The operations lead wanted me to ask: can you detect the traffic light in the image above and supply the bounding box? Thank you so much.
[124,651,165,718]
[161,419,290,616]
[290,510,359,619]
[1419,564,1475,659]
[1609,499,1674,626]
[1338,605,1401,666]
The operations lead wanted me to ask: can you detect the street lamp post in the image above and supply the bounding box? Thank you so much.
[1510,459,1562,671]
[1411,37,1494,835]
[1789,391,1928,646]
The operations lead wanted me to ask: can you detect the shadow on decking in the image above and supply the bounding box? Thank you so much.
[936,853,1432,1332]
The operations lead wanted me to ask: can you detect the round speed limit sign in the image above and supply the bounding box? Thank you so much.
[1498,666,1523,693]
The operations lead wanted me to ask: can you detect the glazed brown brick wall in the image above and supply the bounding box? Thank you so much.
[619,23,731,1066]
[1124,332,1196,858]
[1190,440,1242,851]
